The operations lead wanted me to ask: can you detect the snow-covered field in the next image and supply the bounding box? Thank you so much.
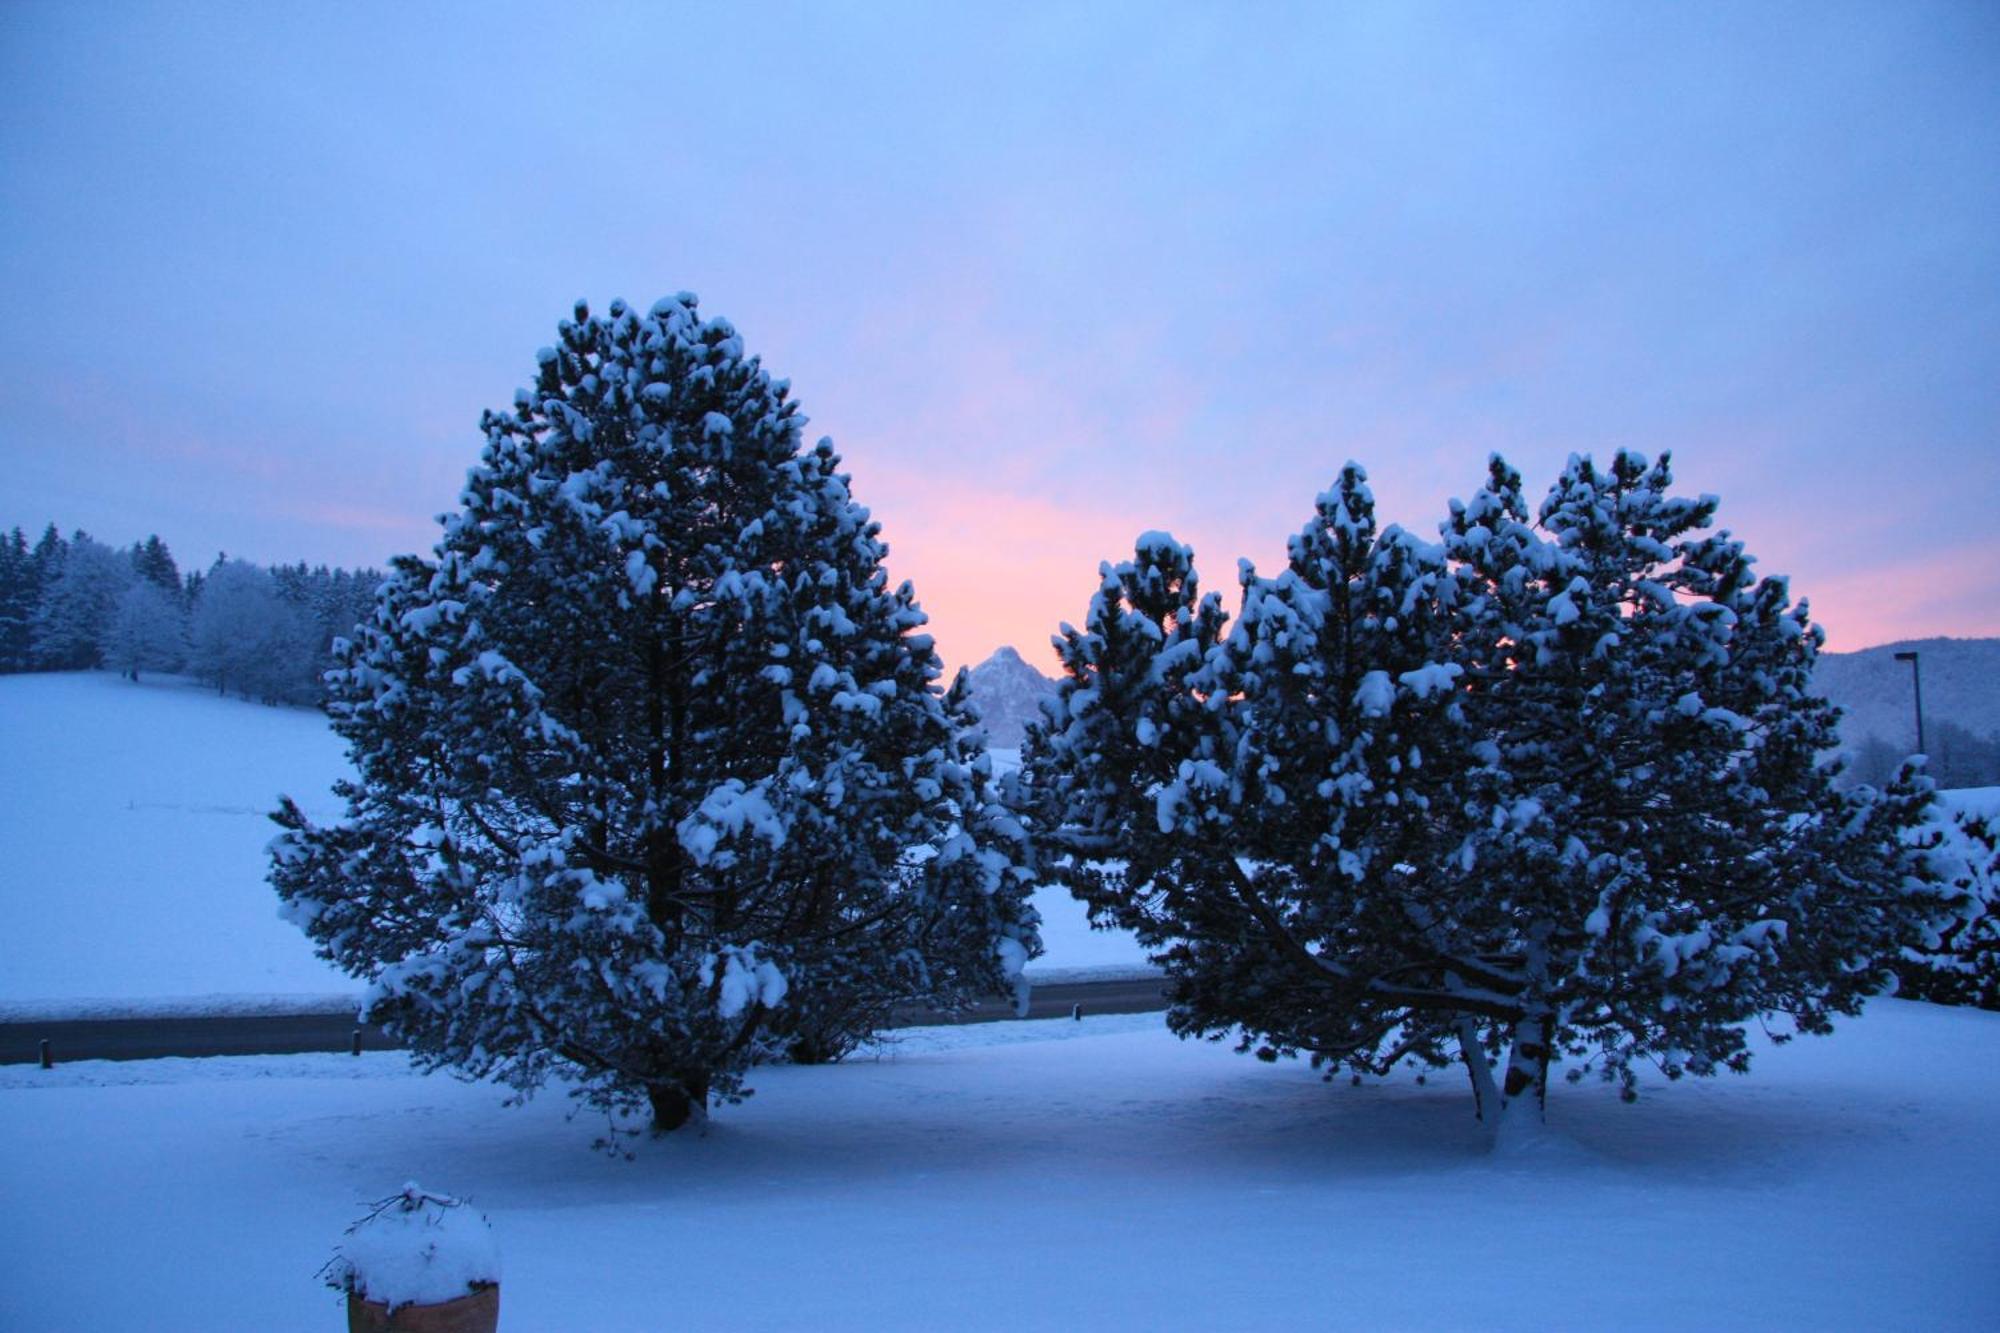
[0,672,1146,1010]
[0,672,353,1003]
[11,672,1981,1013]
[3,673,1998,1328]
[3,1001,1997,1330]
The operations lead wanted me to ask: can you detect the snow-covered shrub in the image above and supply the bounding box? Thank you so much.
[1893,786,1999,1010]
[1017,452,1963,1133]
[271,296,1038,1132]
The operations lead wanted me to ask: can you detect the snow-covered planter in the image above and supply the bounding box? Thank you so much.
[325,1184,500,1332]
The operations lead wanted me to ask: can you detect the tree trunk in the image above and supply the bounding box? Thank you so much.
[646,1077,708,1134]
[1457,1017,1502,1123]
[1463,1013,1555,1150]
[1501,1012,1551,1112]
[1490,1011,1554,1152]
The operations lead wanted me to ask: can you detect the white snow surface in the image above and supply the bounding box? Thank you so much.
[1939,786,2000,818]
[3,1001,1997,1329]
[0,672,357,1002]
[0,674,1148,1014]
[331,1184,500,1309]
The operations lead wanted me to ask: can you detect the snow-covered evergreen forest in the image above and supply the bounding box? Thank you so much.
[0,524,379,705]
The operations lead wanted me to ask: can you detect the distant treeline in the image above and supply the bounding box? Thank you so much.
[0,524,380,706]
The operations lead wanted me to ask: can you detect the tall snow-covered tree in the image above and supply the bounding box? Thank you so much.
[1019,453,1961,1136]
[131,535,182,599]
[0,527,38,672]
[31,532,133,670]
[270,296,1038,1133]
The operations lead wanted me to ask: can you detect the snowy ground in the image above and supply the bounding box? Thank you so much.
[6,672,1993,1329]
[1940,785,2000,819]
[3,1000,1996,1330]
[13,672,1981,1013]
[0,672,1147,1010]
[0,672,353,1002]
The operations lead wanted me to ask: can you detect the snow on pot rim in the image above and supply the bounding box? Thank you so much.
[327,1183,501,1310]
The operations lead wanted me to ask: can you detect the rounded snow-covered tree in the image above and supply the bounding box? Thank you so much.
[102,580,187,680]
[1018,452,1963,1138]
[272,296,1038,1132]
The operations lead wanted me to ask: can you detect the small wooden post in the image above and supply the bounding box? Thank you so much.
[1070,1003,1083,1021]
[352,1028,364,1056]
[39,1039,52,1070]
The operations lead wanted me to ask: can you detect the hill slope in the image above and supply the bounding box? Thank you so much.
[0,672,355,1003]
[1814,637,1999,778]
[0,672,1143,1006]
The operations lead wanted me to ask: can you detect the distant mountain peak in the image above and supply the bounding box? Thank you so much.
[963,645,1058,748]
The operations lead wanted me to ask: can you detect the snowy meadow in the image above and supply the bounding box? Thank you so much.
[0,672,1140,1010]
[4,1004,1998,1329]
[1,672,1997,1329]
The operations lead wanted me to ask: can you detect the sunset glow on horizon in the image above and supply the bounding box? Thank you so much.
[3,4,1994,674]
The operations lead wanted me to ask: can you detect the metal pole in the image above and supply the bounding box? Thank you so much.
[1894,650,1926,755]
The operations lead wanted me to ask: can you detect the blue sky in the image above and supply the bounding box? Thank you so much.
[2,2,1995,668]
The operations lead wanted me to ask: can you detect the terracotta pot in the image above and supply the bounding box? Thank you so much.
[347,1283,499,1333]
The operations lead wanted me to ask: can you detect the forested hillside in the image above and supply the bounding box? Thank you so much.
[1817,638,2000,786]
[0,523,379,705]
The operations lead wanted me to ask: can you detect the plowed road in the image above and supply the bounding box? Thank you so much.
[2,977,1169,1066]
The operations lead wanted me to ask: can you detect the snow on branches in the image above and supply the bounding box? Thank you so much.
[271,296,1038,1134]
[1017,452,1966,1135]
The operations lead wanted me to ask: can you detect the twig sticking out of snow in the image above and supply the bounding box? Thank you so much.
[322,1182,501,1312]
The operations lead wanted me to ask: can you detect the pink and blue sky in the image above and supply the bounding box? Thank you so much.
[3,3,1995,672]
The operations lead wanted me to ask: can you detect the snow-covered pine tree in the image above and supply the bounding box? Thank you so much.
[0,527,38,672]
[1428,451,1957,1122]
[1020,452,1959,1136]
[270,296,1038,1133]
[31,533,133,670]
[131,535,182,599]
[1019,530,1229,940]
[1885,775,1998,1011]
[1018,468,1479,1082]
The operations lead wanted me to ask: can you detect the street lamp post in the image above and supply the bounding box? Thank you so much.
[1893,650,1926,755]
